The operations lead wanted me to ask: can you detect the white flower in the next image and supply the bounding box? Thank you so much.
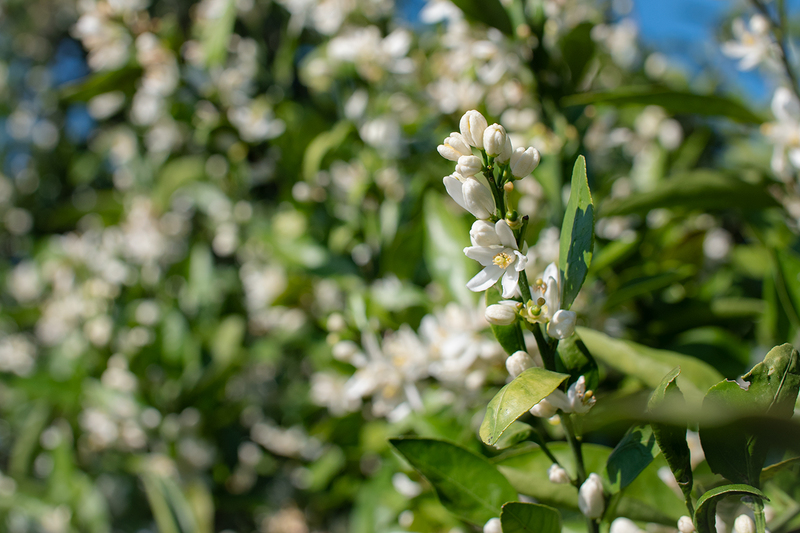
[530,397,558,418]
[578,473,605,519]
[456,154,483,177]
[485,301,518,325]
[483,517,502,533]
[483,124,507,157]
[443,174,495,219]
[610,518,643,533]
[506,350,534,378]
[531,376,595,416]
[678,516,696,533]
[549,309,577,340]
[548,463,570,484]
[464,220,528,298]
[722,15,777,71]
[733,515,755,533]
[437,132,472,161]
[460,109,488,148]
[764,87,800,175]
[509,147,541,178]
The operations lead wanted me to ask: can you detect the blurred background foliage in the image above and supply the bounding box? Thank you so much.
[2,0,800,532]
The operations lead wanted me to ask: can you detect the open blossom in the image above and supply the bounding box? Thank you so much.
[530,376,596,417]
[722,15,778,71]
[764,87,800,175]
[464,220,528,298]
[443,173,495,219]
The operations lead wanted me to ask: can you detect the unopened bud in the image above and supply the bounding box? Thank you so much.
[470,220,498,247]
[483,124,508,157]
[610,518,643,533]
[530,398,558,418]
[483,517,502,533]
[677,516,695,533]
[437,132,472,161]
[509,147,541,178]
[496,135,513,164]
[460,110,488,148]
[456,155,483,177]
[547,309,577,340]
[578,473,605,519]
[548,464,570,484]
[503,181,514,192]
[734,515,755,533]
[462,178,495,219]
[506,350,534,378]
[485,303,518,326]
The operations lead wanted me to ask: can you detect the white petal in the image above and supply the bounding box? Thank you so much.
[443,175,468,211]
[514,250,528,272]
[495,219,517,249]
[470,220,501,247]
[501,267,520,298]
[466,265,503,292]
[464,245,502,266]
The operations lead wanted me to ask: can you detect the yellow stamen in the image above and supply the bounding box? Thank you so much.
[493,252,514,268]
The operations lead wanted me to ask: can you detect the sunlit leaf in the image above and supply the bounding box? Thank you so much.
[606,424,660,492]
[559,155,595,309]
[500,502,561,533]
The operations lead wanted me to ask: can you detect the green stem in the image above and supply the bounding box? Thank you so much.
[518,271,532,302]
[531,426,564,469]
[532,323,555,370]
[753,498,767,533]
[561,414,587,485]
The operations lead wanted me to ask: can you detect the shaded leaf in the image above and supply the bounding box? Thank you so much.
[450,0,513,35]
[500,502,561,533]
[480,368,569,445]
[390,438,517,525]
[561,87,764,123]
[559,155,595,309]
[694,484,768,533]
[493,422,533,450]
[606,424,660,492]
[555,332,599,390]
[773,249,800,329]
[761,456,800,482]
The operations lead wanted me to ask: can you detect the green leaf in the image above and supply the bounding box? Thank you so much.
[196,0,237,67]
[480,368,569,445]
[576,327,724,406]
[773,249,800,329]
[761,456,800,482]
[601,170,779,216]
[561,87,765,123]
[648,368,693,505]
[555,332,599,391]
[500,502,561,533]
[60,66,142,102]
[606,424,660,492]
[155,156,206,210]
[493,422,533,450]
[301,120,353,182]
[486,289,525,355]
[449,0,513,35]
[559,155,595,309]
[390,437,517,525]
[425,192,475,307]
[700,344,800,485]
[694,484,768,533]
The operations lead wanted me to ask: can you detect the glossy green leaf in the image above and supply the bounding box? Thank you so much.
[555,331,599,390]
[450,0,513,35]
[700,344,800,485]
[559,155,595,309]
[694,484,768,533]
[601,170,779,216]
[493,422,533,450]
[561,87,764,123]
[425,192,475,307]
[60,66,141,102]
[576,327,724,406]
[480,368,569,445]
[500,502,561,533]
[606,424,660,492]
[648,367,693,506]
[390,438,517,525]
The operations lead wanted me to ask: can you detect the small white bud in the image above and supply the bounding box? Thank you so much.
[495,135,513,164]
[610,518,643,533]
[437,132,472,161]
[548,463,570,484]
[470,219,499,247]
[509,147,541,178]
[462,178,495,219]
[456,155,483,177]
[678,516,696,533]
[460,110,489,148]
[734,515,755,533]
[484,517,502,533]
[578,473,605,519]
[530,397,558,418]
[486,303,518,326]
[547,309,577,340]
[483,124,508,157]
[750,14,770,35]
[506,350,534,378]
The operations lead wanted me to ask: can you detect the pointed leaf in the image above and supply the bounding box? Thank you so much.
[694,484,768,533]
[648,367,693,504]
[480,368,569,445]
[390,437,517,525]
[559,155,595,309]
[606,424,660,492]
[500,502,561,533]
[450,0,513,35]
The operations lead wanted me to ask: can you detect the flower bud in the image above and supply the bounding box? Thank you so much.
[486,303,518,326]
[437,132,472,161]
[734,515,755,533]
[460,110,488,148]
[578,473,605,519]
[470,220,499,247]
[530,397,558,418]
[483,124,508,157]
[677,516,695,533]
[610,518,643,533]
[509,147,541,178]
[462,178,495,219]
[506,350,534,378]
[567,375,596,414]
[483,517,502,533]
[456,155,483,177]
[548,464,570,484]
[548,309,576,340]
[496,136,513,164]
